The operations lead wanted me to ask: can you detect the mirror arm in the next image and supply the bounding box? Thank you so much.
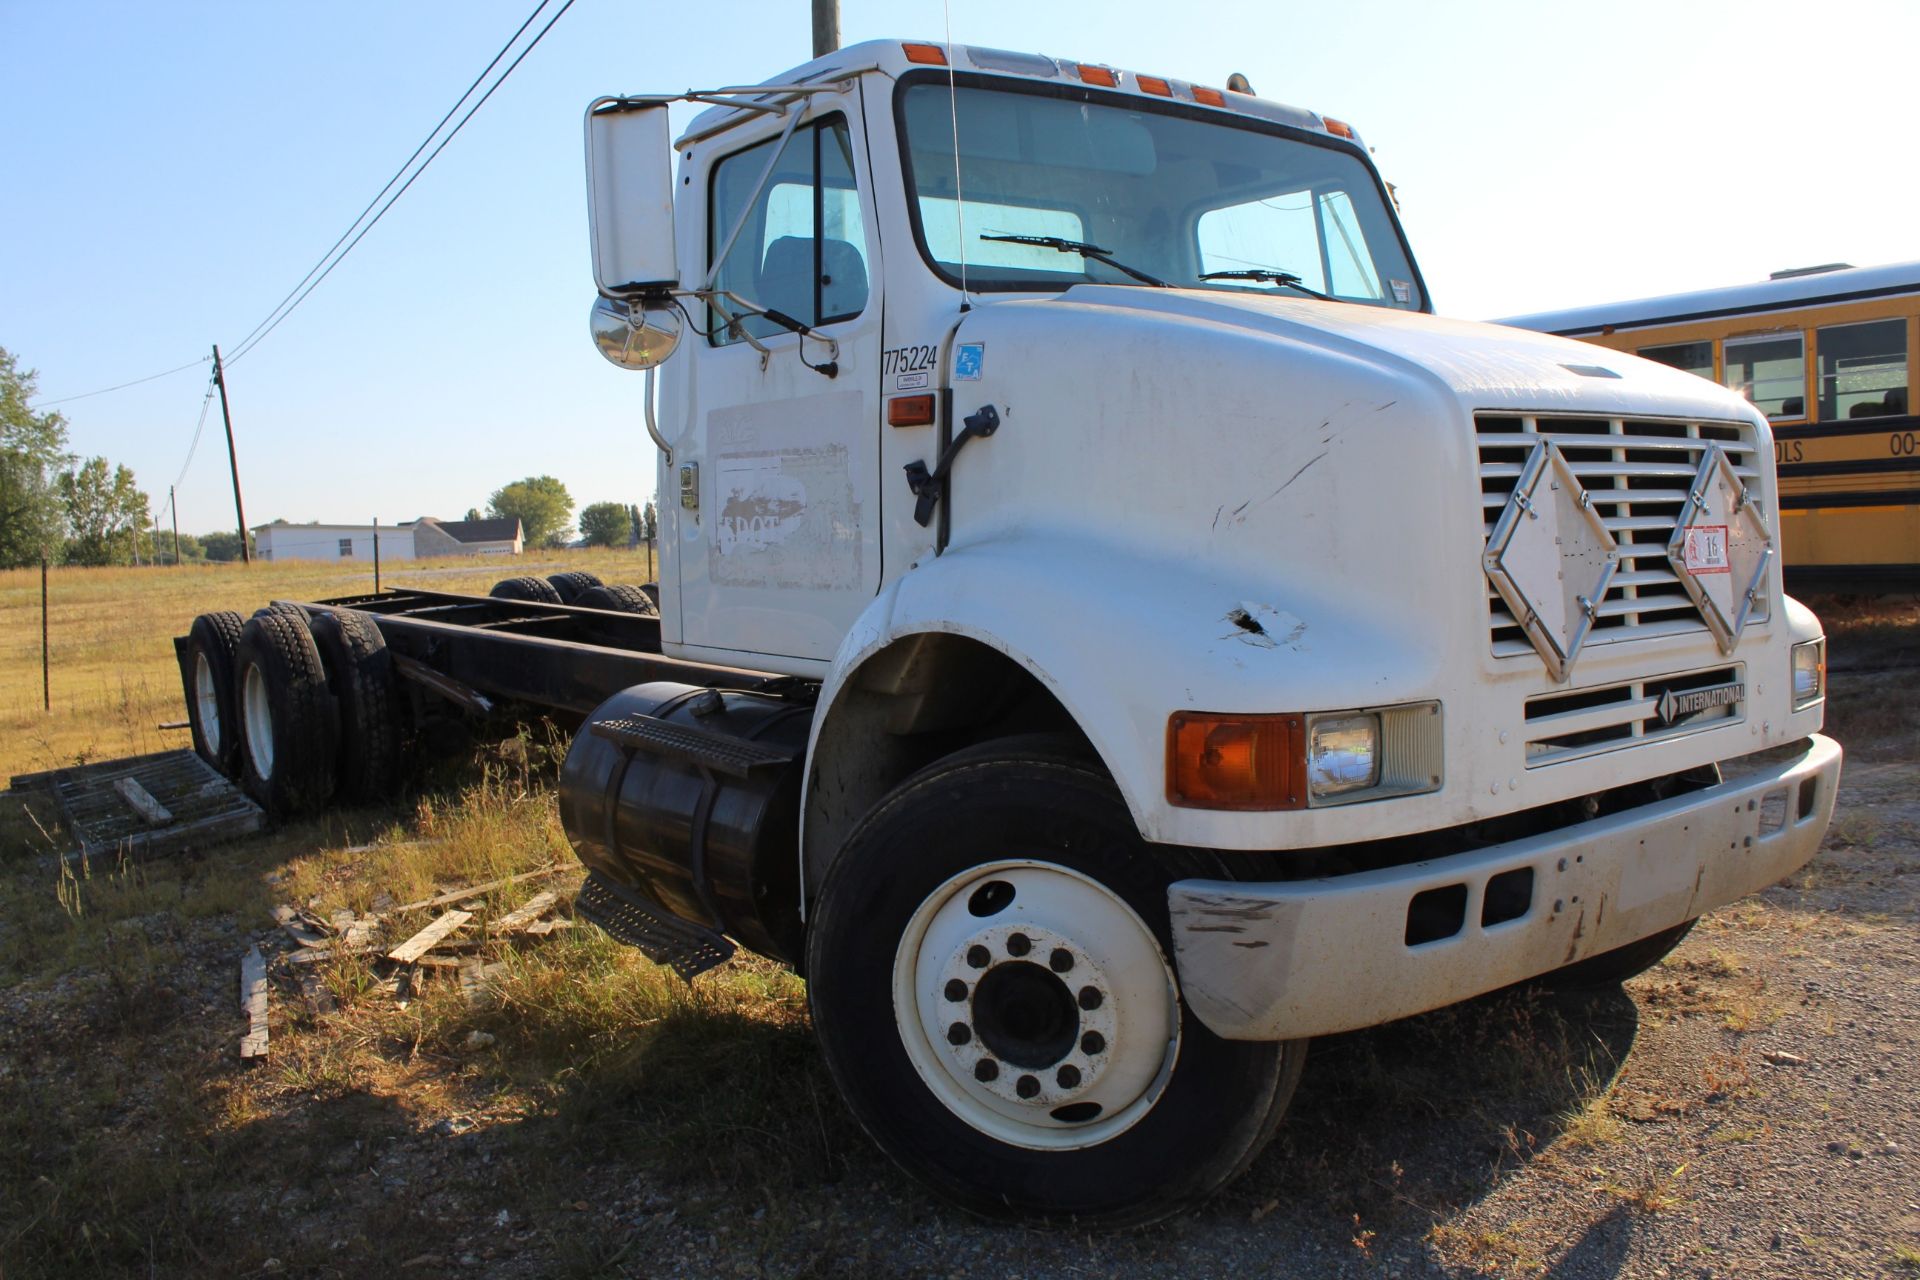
[643,365,671,461]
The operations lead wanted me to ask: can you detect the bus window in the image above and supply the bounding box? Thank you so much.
[1639,340,1713,380]
[1723,332,1806,420]
[1817,318,1907,420]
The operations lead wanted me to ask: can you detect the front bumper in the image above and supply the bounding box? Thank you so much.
[1168,734,1842,1041]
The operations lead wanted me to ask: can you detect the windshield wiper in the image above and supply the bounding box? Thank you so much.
[979,234,1169,287]
[1198,268,1333,301]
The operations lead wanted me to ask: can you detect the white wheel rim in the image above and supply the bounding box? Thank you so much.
[892,859,1181,1151]
[242,664,274,779]
[194,652,222,755]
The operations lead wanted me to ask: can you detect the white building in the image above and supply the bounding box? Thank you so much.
[253,522,415,563]
[252,516,524,562]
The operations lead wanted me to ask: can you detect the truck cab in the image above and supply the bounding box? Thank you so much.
[567,39,1842,1223]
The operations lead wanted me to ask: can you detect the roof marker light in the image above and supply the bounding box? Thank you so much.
[1077,64,1118,87]
[1191,85,1225,107]
[1322,117,1355,139]
[903,43,948,65]
[1137,75,1172,96]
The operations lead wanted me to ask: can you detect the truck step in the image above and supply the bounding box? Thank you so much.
[574,870,735,980]
[589,713,795,778]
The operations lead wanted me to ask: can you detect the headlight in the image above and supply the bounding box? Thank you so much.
[1307,713,1380,798]
[1791,638,1825,709]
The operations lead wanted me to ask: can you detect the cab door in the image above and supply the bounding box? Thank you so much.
[668,91,883,670]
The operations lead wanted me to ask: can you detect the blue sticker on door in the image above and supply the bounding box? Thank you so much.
[954,343,985,381]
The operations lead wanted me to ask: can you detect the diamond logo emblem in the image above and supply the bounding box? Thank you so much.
[1483,441,1620,682]
[1668,444,1772,654]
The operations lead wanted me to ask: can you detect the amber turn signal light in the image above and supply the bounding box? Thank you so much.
[1322,116,1355,139]
[1136,75,1172,97]
[1077,64,1118,87]
[1166,712,1307,810]
[902,43,948,65]
[888,394,936,427]
[1191,86,1226,107]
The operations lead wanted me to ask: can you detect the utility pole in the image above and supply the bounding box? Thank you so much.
[211,344,252,565]
[811,0,838,57]
[170,486,181,566]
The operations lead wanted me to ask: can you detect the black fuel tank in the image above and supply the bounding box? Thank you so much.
[558,682,815,964]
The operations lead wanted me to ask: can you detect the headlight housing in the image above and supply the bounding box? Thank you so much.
[1307,712,1379,798]
[1791,638,1826,710]
[1167,702,1441,810]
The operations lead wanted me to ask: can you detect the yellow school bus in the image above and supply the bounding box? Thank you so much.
[1502,261,1920,591]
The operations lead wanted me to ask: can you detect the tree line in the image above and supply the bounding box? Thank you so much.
[5,344,660,569]
[1,345,164,568]
[478,475,657,552]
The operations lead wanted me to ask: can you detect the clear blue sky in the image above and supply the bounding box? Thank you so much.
[5,1,1915,538]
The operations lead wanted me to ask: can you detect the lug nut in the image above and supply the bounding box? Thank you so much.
[1056,1064,1082,1089]
[1081,1030,1105,1055]
[974,1059,999,1082]
[1016,1074,1040,1099]
[944,978,967,1002]
[1077,986,1103,1011]
[966,945,990,969]
[947,1022,972,1046]
[1049,947,1074,973]
[1006,932,1031,957]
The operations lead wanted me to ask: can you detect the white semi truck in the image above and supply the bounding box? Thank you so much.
[182,39,1841,1224]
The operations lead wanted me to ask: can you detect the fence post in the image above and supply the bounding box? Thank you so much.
[41,555,51,712]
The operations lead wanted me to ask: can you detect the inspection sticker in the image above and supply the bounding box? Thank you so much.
[1682,524,1730,575]
[954,342,985,381]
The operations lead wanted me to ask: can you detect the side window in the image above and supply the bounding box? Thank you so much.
[707,117,869,344]
[1722,332,1806,420]
[1639,341,1713,381]
[1817,318,1907,420]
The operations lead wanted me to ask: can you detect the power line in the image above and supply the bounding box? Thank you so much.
[226,0,577,365]
[222,0,554,362]
[28,356,212,409]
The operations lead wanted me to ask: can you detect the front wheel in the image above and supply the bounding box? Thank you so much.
[805,741,1304,1225]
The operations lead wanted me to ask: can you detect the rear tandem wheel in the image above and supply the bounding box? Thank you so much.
[233,610,340,817]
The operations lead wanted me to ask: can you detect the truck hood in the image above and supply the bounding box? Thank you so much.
[1027,285,1759,424]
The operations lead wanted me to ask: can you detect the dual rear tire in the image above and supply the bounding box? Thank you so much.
[186,606,405,816]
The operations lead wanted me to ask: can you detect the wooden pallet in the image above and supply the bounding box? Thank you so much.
[9,749,263,858]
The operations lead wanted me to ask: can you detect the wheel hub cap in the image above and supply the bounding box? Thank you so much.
[894,860,1180,1150]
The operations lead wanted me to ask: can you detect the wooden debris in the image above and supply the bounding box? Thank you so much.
[283,940,380,965]
[295,969,337,1015]
[524,918,573,937]
[114,777,174,826]
[271,904,329,948]
[458,958,488,1006]
[387,910,473,964]
[156,718,190,730]
[239,945,270,1059]
[411,954,466,969]
[393,866,559,915]
[488,891,559,936]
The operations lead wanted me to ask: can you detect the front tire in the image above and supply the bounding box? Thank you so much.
[805,741,1304,1225]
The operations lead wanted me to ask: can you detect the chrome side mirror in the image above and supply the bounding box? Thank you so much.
[590,295,682,370]
[585,98,679,297]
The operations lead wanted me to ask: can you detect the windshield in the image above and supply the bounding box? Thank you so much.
[897,78,1425,310]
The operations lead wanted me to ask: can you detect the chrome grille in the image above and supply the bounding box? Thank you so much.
[1523,665,1745,767]
[1478,414,1766,657]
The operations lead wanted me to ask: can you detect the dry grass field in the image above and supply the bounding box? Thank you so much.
[1,569,1916,1279]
